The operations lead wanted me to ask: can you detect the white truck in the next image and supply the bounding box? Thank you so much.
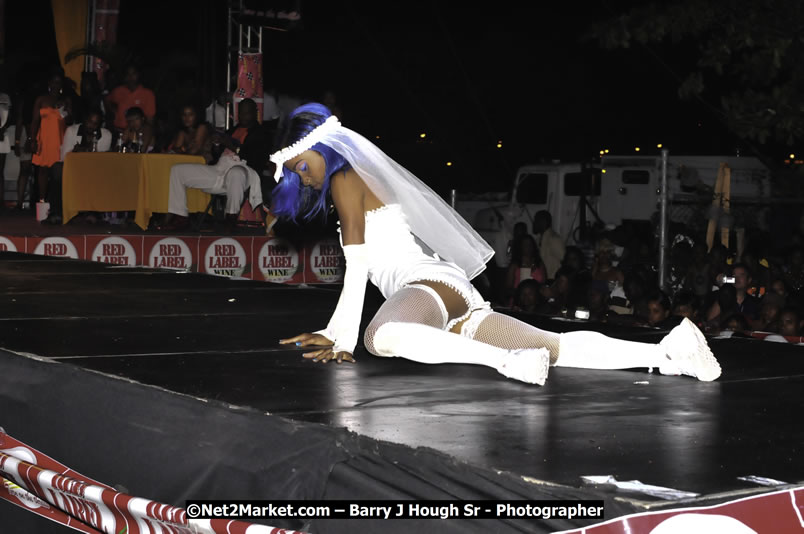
[455,154,771,267]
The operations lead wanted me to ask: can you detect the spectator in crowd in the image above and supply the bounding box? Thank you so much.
[43,108,112,224]
[513,279,549,314]
[707,243,730,287]
[31,68,72,204]
[160,98,265,232]
[0,81,10,209]
[755,292,785,332]
[587,279,612,322]
[170,103,212,161]
[505,222,529,267]
[592,238,625,286]
[618,238,654,274]
[704,283,739,332]
[768,277,789,301]
[540,266,574,315]
[563,246,586,273]
[721,313,751,335]
[741,249,770,298]
[685,241,714,298]
[106,64,156,132]
[672,290,701,324]
[119,107,154,153]
[667,238,694,295]
[505,234,547,304]
[776,307,803,337]
[619,270,651,319]
[732,263,761,322]
[511,221,528,244]
[645,290,680,328]
[563,246,592,310]
[533,209,565,280]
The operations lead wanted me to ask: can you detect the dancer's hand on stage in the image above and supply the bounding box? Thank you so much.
[280,332,333,347]
[303,347,355,364]
[280,333,355,364]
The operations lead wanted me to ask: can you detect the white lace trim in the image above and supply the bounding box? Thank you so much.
[401,276,491,332]
[364,204,396,218]
[459,308,494,339]
[270,115,342,182]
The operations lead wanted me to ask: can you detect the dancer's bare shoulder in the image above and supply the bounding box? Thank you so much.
[331,168,384,213]
[331,169,367,245]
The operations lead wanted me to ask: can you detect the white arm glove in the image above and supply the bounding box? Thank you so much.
[315,244,369,354]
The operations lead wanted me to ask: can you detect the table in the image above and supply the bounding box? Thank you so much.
[62,153,210,230]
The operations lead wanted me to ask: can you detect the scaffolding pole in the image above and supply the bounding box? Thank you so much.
[226,0,266,129]
[658,149,669,291]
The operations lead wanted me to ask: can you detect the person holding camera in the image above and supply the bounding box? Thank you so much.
[706,263,760,331]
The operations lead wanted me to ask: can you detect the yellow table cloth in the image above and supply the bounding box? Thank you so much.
[62,153,210,230]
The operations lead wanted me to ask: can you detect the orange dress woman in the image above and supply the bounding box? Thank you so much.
[30,70,71,202]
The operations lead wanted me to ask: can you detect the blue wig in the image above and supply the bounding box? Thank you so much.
[271,103,350,221]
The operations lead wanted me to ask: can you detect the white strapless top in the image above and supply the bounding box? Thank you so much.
[352,204,486,312]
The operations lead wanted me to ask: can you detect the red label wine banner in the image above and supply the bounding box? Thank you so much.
[0,431,306,534]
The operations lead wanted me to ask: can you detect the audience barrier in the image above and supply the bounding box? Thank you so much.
[0,235,345,284]
[0,430,304,534]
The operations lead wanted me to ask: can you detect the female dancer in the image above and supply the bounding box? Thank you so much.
[274,103,720,385]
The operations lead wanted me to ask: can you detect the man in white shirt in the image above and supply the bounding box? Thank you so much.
[47,110,111,223]
[205,91,229,130]
[534,210,565,280]
[61,109,112,160]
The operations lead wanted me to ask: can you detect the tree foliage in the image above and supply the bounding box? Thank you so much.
[594,0,804,148]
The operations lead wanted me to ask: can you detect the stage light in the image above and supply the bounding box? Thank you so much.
[790,153,796,159]
[602,169,607,174]
[496,142,503,149]
[657,143,663,148]
[599,150,605,156]
[604,149,609,154]
[420,133,427,139]
[446,162,453,167]
[635,146,641,152]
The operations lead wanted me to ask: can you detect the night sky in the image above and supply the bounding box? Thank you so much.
[3,0,737,192]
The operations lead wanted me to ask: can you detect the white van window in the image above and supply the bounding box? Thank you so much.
[622,170,650,184]
[516,173,548,204]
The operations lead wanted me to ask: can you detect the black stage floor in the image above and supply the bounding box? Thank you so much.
[1,251,803,533]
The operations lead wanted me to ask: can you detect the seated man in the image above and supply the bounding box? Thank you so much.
[62,108,112,157]
[161,99,264,231]
[44,109,111,224]
[119,107,154,153]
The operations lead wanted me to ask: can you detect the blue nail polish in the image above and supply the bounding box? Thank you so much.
[295,342,302,346]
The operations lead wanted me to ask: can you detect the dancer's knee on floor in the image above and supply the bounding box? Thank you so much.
[364,321,401,357]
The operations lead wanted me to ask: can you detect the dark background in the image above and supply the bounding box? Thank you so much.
[3,1,739,192]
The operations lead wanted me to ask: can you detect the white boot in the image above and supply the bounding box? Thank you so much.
[659,318,721,381]
[557,318,721,382]
[372,321,551,385]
